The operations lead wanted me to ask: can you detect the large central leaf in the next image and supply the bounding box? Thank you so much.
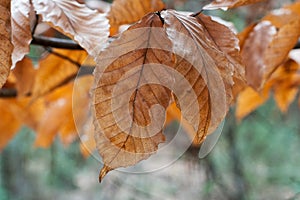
[93,13,174,181]
[93,10,243,180]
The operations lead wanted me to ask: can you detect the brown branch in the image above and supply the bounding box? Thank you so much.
[31,35,83,49]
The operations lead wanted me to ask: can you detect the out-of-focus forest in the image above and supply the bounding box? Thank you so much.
[1,0,300,200]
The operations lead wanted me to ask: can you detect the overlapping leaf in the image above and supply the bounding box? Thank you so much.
[240,9,300,90]
[11,0,33,67]
[236,58,300,119]
[93,10,244,180]
[32,0,109,57]
[108,0,165,35]
[93,13,174,180]
[13,57,36,97]
[32,49,87,99]
[0,0,13,88]
[204,0,266,10]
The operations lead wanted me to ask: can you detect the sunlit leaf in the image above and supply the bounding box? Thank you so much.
[203,0,266,10]
[32,0,109,57]
[11,0,33,67]
[108,0,165,35]
[32,49,87,99]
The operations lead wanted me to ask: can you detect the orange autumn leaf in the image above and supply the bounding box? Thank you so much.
[93,10,243,180]
[108,0,165,35]
[241,9,300,90]
[236,85,270,121]
[0,99,22,151]
[32,49,87,99]
[34,75,93,147]
[270,59,300,113]
[13,57,36,97]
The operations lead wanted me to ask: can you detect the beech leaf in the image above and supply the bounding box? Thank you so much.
[32,0,109,57]
[32,49,87,99]
[162,10,236,140]
[203,0,266,10]
[93,10,243,180]
[11,0,33,67]
[0,0,13,88]
[93,13,174,181]
[108,0,165,35]
[241,10,300,90]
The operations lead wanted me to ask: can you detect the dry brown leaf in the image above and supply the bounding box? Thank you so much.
[11,0,33,67]
[93,13,174,180]
[13,57,36,97]
[32,0,109,57]
[32,49,87,99]
[108,0,165,35]
[195,13,246,97]
[0,0,13,88]
[162,10,235,140]
[203,0,266,10]
[241,10,300,90]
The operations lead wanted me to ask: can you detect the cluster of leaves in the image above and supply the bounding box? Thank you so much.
[1,0,300,181]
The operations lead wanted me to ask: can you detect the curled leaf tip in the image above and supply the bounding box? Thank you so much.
[99,165,112,183]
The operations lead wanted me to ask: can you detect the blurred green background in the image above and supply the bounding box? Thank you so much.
[1,0,300,200]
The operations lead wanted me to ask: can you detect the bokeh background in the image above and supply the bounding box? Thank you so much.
[1,0,300,200]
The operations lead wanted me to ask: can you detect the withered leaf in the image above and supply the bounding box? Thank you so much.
[32,0,109,57]
[162,10,236,141]
[241,10,300,90]
[0,0,13,88]
[93,10,243,180]
[203,0,266,10]
[11,0,33,67]
[108,0,165,35]
[195,13,246,97]
[93,13,174,181]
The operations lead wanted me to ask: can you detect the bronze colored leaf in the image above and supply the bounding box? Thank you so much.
[0,0,13,88]
[93,13,174,181]
[162,10,236,141]
[262,8,300,28]
[32,0,109,57]
[35,75,92,147]
[203,0,266,10]
[271,59,300,113]
[241,10,300,90]
[108,0,165,35]
[235,85,270,121]
[241,21,276,90]
[195,13,246,97]
[0,99,22,151]
[32,49,87,99]
[13,57,36,97]
[11,0,33,67]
